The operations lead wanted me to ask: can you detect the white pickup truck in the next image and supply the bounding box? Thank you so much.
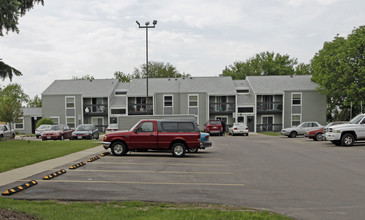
[325,114,365,146]
[0,125,15,139]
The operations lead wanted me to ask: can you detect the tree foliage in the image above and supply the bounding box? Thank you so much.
[311,26,365,120]
[27,95,42,107]
[114,71,136,82]
[133,61,190,79]
[0,0,44,81]
[72,74,95,80]
[0,84,29,132]
[221,51,310,79]
[36,117,54,128]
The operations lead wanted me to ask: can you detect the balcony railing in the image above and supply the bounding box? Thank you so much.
[256,123,282,132]
[209,103,235,114]
[84,104,108,116]
[257,102,283,113]
[128,104,153,115]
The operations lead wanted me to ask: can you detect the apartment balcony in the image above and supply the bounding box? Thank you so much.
[257,102,283,114]
[128,104,153,115]
[209,103,235,115]
[84,104,108,116]
[256,123,283,132]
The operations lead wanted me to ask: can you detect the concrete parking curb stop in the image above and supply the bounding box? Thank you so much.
[87,156,100,162]
[43,169,66,180]
[2,180,37,196]
[69,162,86,169]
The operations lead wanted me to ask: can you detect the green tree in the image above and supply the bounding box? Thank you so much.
[72,74,95,80]
[27,95,42,107]
[0,0,44,81]
[311,26,365,121]
[114,71,137,82]
[36,117,54,128]
[133,61,191,79]
[221,51,310,79]
[0,84,29,135]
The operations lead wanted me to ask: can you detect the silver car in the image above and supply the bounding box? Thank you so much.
[281,122,323,138]
[35,124,52,138]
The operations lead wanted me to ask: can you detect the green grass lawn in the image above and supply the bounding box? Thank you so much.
[0,198,292,220]
[259,132,281,136]
[0,140,100,173]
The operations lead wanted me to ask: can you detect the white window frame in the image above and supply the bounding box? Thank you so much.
[188,94,199,123]
[49,116,60,125]
[236,89,250,94]
[114,90,127,96]
[163,94,173,115]
[65,96,76,110]
[261,115,274,131]
[66,117,76,129]
[291,93,302,126]
[14,117,24,130]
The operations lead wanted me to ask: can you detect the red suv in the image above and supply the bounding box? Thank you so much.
[204,120,223,136]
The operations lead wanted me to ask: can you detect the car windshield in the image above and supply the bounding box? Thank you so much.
[209,120,221,125]
[48,125,62,130]
[76,125,93,131]
[38,125,51,129]
[349,115,364,124]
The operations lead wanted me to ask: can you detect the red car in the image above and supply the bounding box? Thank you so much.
[102,119,201,157]
[41,124,73,140]
[204,120,224,136]
[306,121,346,141]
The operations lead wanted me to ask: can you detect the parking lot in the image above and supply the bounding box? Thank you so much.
[3,134,365,220]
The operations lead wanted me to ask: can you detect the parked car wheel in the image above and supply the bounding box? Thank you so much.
[111,141,128,156]
[314,133,323,141]
[289,131,297,138]
[341,133,355,146]
[171,142,186,157]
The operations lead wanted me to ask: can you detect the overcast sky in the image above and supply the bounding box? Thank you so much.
[1,0,364,97]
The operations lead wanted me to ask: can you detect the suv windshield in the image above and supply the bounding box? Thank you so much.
[349,115,364,124]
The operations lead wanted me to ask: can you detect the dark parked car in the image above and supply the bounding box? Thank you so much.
[41,124,73,140]
[71,124,99,140]
[204,120,223,136]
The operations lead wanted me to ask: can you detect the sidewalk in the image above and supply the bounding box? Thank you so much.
[0,145,105,186]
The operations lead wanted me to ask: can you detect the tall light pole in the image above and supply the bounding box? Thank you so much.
[136,20,157,112]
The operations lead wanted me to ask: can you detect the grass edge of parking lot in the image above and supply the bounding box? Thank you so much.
[259,132,281,136]
[0,198,293,220]
[0,140,100,173]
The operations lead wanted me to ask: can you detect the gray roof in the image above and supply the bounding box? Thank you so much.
[127,77,236,96]
[246,75,317,94]
[234,80,250,89]
[22,108,42,117]
[42,79,119,97]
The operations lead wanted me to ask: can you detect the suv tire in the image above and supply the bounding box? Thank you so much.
[341,133,355,146]
[171,142,186,157]
[111,141,128,156]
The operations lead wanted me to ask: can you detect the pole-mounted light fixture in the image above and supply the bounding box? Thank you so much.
[136,20,157,114]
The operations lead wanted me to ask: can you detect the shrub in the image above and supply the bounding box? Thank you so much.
[36,118,54,128]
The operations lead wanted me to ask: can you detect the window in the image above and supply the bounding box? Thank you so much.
[66,97,75,108]
[15,118,24,130]
[110,117,117,124]
[178,122,195,132]
[164,95,172,107]
[189,95,198,107]
[137,122,154,132]
[66,117,75,129]
[50,117,59,124]
[292,94,301,105]
[238,107,253,113]
[115,90,127,96]
[111,109,126,114]
[292,115,301,126]
[161,122,195,132]
[237,89,249,94]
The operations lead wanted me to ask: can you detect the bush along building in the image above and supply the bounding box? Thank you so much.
[32,75,326,133]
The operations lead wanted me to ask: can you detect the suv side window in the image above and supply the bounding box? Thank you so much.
[137,122,154,132]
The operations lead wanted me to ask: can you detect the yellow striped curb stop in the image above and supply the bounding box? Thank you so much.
[101,152,111,157]
[43,169,66,180]
[88,156,101,162]
[2,180,37,196]
[69,161,86,169]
